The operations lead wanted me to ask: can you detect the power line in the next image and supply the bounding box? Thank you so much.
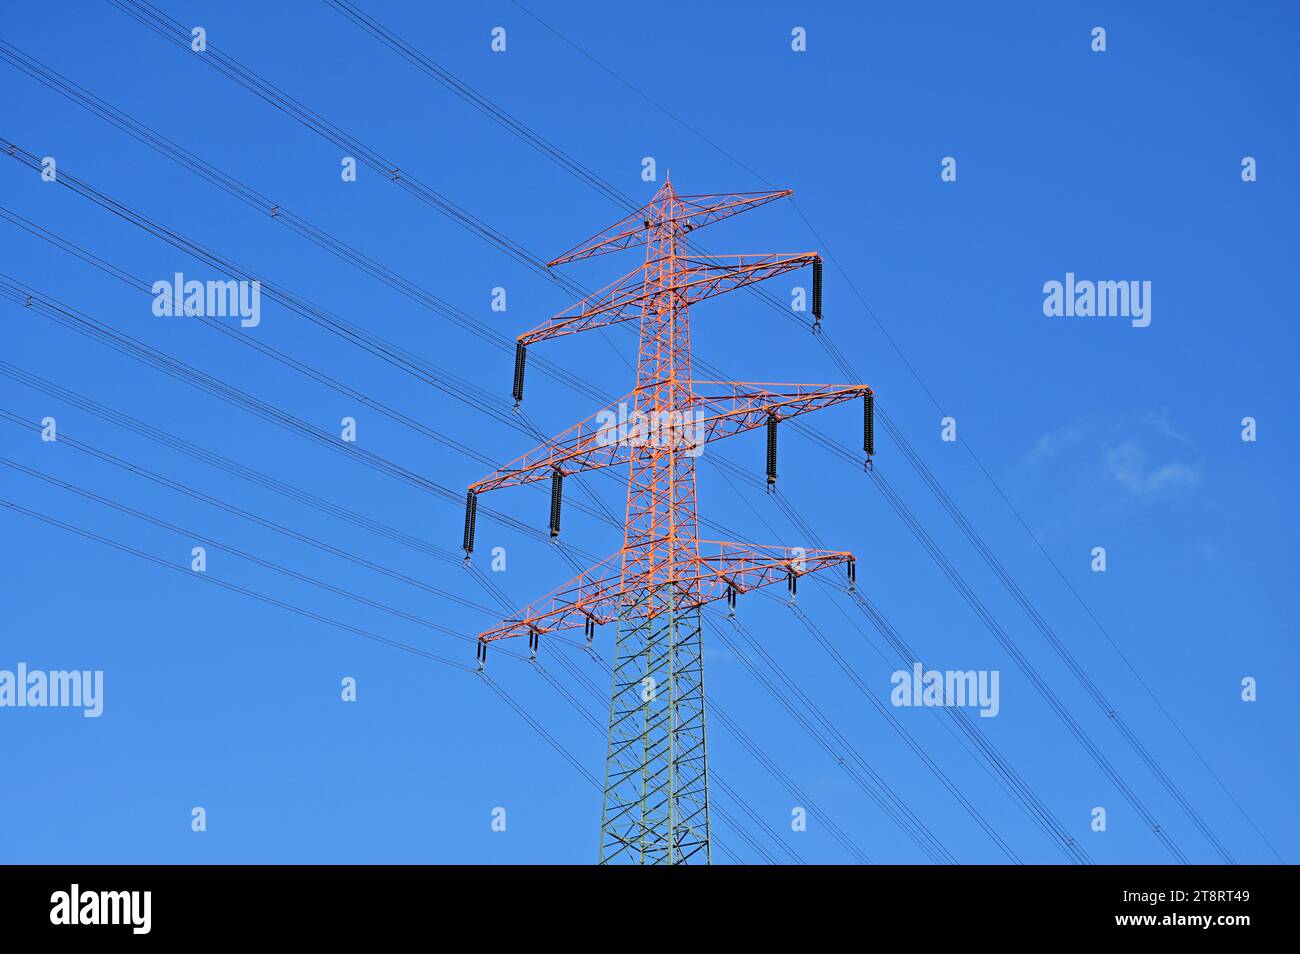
[2,95,1076,868]
[810,578,1065,849]
[507,0,771,188]
[747,606,1023,863]
[105,0,589,300]
[321,0,636,213]
[1,365,949,864]
[0,372,819,863]
[707,461,1085,862]
[713,616,957,864]
[0,451,502,637]
[0,65,803,545]
[503,0,1264,863]
[530,655,781,864]
[526,586,870,862]
[0,106,1013,868]
[712,467,1034,863]
[756,489,1090,863]
[875,403,1238,864]
[0,292,874,863]
[0,141,546,430]
[770,465,1137,863]
[0,39,616,405]
[7,14,935,868]
[705,700,872,864]
[0,204,825,614]
[832,581,1093,864]
[3,450,781,860]
[0,202,621,531]
[0,276,593,557]
[0,359,514,610]
[0,494,473,671]
[25,3,1227,863]
[545,646,805,865]
[870,465,1189,863]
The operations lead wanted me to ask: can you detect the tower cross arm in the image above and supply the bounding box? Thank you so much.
[476,551,625,643]
[467,391,639,495]
[693,540,855,599]
[547,188,794,267]
[476,540,854,643]
[687,379,873,444]
[518,252,821,348]
[467,380,871,496]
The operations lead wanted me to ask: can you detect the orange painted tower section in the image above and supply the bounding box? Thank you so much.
[462,180,874,863]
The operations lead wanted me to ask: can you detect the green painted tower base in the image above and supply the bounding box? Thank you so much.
[598,600,710,864]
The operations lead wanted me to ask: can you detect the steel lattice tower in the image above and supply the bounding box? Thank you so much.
[462,180,874,863]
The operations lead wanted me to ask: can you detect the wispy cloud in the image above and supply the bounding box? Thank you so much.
[1105,441,1200,494]
[1137,410,1193,447]
[1025,420,1091,465]
[1026,413,1202,498]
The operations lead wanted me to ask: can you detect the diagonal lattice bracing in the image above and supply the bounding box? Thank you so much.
[462,179,873,863]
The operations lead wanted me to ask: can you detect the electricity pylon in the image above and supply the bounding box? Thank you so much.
[462,179,874,864]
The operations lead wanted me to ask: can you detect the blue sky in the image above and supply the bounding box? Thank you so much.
[0,0,1295,864]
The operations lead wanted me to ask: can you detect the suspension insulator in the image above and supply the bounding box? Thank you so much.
[512,341,527,406]
[476,640,487,670]
[529,628,539,659]
[864,391,875,458]
[549,470,564,538]
[766,415,778,487]
[462,490,478,555]
[584,617,595,643]
[812,258,823,323]
[847,558,857,591]
[787,569,798,599]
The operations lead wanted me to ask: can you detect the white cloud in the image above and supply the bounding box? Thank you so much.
[1106,441,1200,494]
[1027,415,1202,497]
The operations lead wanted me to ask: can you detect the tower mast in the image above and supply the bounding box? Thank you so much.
[462,180,875,863]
